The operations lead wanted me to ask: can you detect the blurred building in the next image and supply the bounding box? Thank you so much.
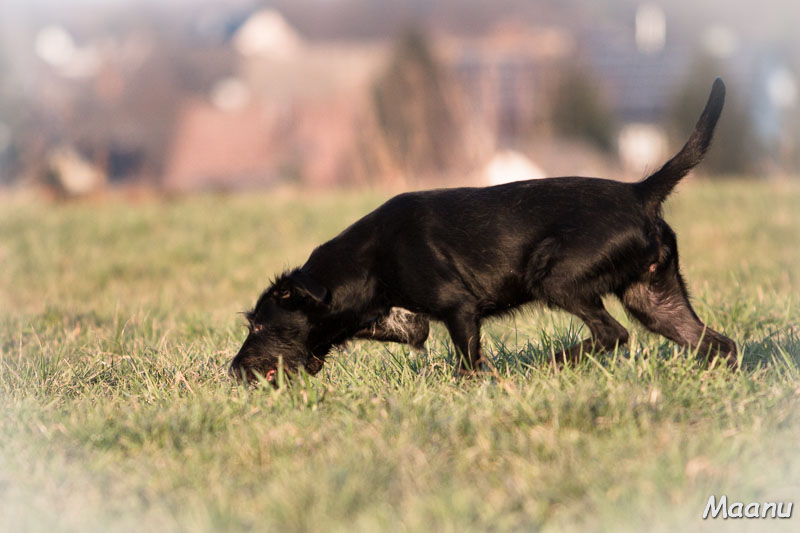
[163,9,388,190]
[439,21,574,146]
[2,0,798,192]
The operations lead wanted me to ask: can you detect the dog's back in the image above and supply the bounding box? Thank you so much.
[369,76,727,266]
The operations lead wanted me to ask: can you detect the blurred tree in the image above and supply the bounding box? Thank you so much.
[0,53,12,184]
[0,44,30,185]
[371,30,467,181]
[670,55,758,175]
[551,66,616,153]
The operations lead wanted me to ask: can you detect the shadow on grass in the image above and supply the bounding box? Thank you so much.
[482,323,800,378]
[738,325,800,371]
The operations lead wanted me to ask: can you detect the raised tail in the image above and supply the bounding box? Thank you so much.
[636,78,726,211]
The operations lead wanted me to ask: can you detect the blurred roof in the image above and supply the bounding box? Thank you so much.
[164,100,281,191]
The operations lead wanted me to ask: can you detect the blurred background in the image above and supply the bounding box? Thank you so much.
[0,0,798,196]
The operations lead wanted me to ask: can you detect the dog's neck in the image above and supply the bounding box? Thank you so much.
[302,238,385,344]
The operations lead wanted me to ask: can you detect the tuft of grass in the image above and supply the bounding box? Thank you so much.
[1,181,799,532]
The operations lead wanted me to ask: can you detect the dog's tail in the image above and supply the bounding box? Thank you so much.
[635,78,725,212]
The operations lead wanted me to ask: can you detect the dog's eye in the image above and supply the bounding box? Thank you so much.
[275,289,291,299]
[252,323,264,333]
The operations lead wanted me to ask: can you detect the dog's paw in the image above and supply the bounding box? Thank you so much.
[710,352,739,371]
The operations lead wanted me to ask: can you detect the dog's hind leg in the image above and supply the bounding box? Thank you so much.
[620,272,737,368]
[444,311,484,375]
[554,298,629,365]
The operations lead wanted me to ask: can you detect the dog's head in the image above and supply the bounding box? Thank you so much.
[229,269,331,384]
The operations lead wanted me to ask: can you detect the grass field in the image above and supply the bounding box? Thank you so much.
[1,181,799,532]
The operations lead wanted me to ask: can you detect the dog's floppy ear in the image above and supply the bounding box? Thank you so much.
[290,270,330,304]
[275,270,330,306]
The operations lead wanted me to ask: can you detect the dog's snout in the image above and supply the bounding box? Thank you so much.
[228,356,247,380]
[228,358,242,378]
[229,341,255,380]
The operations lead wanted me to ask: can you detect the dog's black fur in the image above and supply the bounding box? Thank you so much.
[230,78,737,383]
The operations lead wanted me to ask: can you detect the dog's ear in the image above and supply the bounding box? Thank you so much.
[274,270,330,306]
[290,271,330,304]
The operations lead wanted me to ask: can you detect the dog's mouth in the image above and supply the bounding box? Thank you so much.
[229,361,277,383]
[229,351,323,385]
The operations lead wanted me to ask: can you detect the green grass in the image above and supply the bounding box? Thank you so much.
[1,181,799,532]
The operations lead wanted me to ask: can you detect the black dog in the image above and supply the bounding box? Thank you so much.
[230,78,737,383]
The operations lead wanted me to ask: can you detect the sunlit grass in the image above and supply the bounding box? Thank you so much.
[1,180,799,532]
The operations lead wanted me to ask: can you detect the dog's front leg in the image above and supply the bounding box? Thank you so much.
[444,312,485,375]
[353,308,429,351]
